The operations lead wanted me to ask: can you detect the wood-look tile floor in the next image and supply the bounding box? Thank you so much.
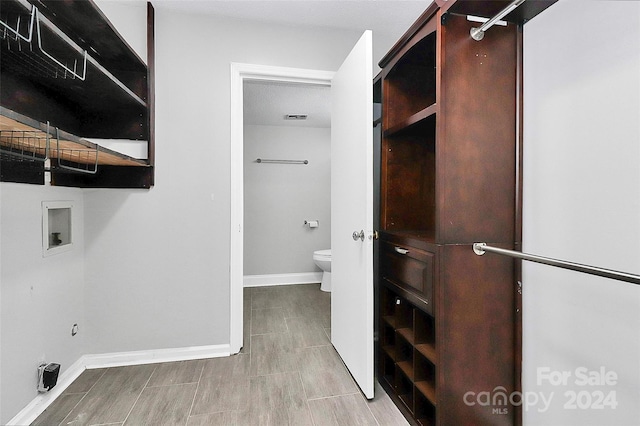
[32,284,409,426]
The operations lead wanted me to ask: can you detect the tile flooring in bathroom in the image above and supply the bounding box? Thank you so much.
[32,283,409,425]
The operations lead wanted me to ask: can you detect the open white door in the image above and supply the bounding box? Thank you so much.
[331,30,374,399]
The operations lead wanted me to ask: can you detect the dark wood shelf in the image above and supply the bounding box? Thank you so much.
[416,381,437,406]
[415,343,437,364]
[384,104,437,137]
[398,393,414,414]
[382,315,398,328]
[382,345,399,362]
[441,0,558,25]
[35,0,147,93]
[382,279,431,315]
[380,285,439,424]
[398,360,414,380]
[0,0,155,188]
[384,29,436,130]
[0,0,148,140]
[397,327,415,345]
[0,108,147,167]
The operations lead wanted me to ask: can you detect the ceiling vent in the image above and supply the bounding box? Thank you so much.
[284,114,308,120]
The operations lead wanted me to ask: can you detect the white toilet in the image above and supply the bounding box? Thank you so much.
[313,249,331,292]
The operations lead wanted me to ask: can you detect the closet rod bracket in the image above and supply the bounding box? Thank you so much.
[473,242,487,256]
[470,0,526,41]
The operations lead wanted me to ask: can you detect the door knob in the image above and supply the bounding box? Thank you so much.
[352,230,365,241]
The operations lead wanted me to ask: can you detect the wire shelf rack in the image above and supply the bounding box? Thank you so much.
[1,4,87,81]
[0,129,48,162]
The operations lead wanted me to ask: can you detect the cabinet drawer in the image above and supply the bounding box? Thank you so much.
[381,241,434,312]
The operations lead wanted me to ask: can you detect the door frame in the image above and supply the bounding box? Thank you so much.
[229,63,335,353]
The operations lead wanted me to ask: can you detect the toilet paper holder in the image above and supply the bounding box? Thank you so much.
[304,220,319,228]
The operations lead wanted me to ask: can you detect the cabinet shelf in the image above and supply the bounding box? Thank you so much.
[382,278,431,316]
[0,0,148,140]
[384,31,436,130]
[415,380,436,425]
[397,327,415,345]
[379,285,437,422]
[1,0,155,188]
[0,108,147,167]
[382,315,399,328]
[382,111,436,234]
[398,392,414,414]
[415,343,437,364]
[416,381,437,406]
[382,345,399,362]
[442,0,558,25]
[398,360,415,380]
[384,104,437,138]
[0,106,148,181]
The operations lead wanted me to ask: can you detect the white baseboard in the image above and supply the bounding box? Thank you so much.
[7,344,231,425]
[243,272,322,287]
[83,344,230,369]
[7,357,85,426]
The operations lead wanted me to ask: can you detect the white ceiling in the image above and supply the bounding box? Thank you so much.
[155,0,428,39]
[244,81,331,128]
[155,0,429,128]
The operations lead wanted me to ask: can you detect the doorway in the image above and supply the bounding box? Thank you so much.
[231,31,374,398]
[242,80,331,286]
[229,63,335,354]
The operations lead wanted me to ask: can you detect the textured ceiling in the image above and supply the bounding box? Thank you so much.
[244,80,331,128]
[154,0,429,39]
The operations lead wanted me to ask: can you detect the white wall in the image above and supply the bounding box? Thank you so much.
[244,125,331,275]
[82,9,363,354]
[0,184,86,424]
[93,0,147,64]
[522,1,640,424]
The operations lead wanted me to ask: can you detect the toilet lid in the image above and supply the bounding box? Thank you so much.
[314,249,331,258]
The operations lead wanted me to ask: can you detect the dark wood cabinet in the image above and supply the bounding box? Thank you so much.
[375,1,556,424]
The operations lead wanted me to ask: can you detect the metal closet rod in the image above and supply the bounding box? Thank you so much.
[473,243,640,286]
[256,158,308,164]
[470,0,525,41]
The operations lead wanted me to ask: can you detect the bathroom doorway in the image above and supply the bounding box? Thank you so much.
[229,49,375,398]
[242,80,331,288]
[241,79,333,352]
[228,64,335,353]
